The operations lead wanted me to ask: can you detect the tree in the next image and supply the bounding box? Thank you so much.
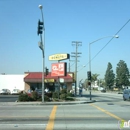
[104,62,115,90]
[91,73,100,88]
[83,73,99,90]
[83,79,89,90]
[116,60,130,89]
[91,73,100,82]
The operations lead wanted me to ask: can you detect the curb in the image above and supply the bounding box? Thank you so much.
[0,100,96,106]
[19,100,96,105]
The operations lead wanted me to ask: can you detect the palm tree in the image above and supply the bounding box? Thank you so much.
[91,74,100,82]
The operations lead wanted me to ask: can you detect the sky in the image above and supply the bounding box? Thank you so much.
[0,0,130,82]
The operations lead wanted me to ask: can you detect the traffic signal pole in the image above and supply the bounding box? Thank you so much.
[88,42,92,100]
[87,71,91,100]
[38,5,45,103]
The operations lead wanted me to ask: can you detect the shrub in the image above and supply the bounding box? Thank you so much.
[65,97,75,101]
[18,93,30,101]
[52,92,59,99]
[60,93,67,100]
[66,92,74,97]
[44,95,50,101]
[53,98,59,101]
[37,97,42,101]
[45,92,52,99]
[60,89,67,94]
[31,91,38,101]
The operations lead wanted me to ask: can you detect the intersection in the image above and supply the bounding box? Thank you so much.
[0,91,129,130]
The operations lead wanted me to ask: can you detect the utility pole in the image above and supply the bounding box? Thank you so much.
[69,58,70,72]
[71,41,82,96]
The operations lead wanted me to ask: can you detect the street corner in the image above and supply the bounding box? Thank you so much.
[86,100,96,103]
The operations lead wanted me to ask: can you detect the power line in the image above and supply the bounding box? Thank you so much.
[78,19,130,72]
[91,19,130,62]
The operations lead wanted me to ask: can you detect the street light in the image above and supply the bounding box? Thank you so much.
[38,5,45,103]
[88,35,119,100]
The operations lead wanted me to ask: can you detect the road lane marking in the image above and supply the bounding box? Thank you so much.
[45,105,57,130]
[90,104,126,121]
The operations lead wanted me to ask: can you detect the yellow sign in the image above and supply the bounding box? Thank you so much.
[45,79,54,83]
[49,53,70,61]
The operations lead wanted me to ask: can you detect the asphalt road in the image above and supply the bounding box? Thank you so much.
[0,91,130,130]
[0,95,18,102]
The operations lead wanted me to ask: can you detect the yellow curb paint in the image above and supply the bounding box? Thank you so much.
[90,104,125,121]
[45,106,57,130]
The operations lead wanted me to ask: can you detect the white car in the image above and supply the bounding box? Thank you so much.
[11,89,21,95]
[123,89,130,101]
[0,89,11,95]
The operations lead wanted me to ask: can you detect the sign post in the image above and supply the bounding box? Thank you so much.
[49,53,69,99]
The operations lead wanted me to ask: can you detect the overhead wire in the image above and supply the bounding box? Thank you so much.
[78,19,130,72]
[91,19,130,62]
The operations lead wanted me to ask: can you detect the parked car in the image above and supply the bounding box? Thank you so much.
[101,88,106,93]
[0,89,11,95]
[11,89,21,95]
[118,90,123,94]
[123,89,130,101]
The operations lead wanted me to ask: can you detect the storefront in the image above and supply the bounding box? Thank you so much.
[24,72,74,92]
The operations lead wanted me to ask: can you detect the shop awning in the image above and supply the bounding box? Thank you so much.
[24,72,74,83]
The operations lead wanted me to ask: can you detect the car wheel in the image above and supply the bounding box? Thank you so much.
[123,96,126,101]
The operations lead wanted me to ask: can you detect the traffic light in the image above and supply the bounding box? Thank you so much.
[87,71,91,80]
[37,19,43,35]
[45,67,49,76]
[88,82,91,86]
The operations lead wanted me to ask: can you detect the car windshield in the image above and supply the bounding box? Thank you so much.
[13,89,18,91]
[36,89,42,94]
[2,89,7,91]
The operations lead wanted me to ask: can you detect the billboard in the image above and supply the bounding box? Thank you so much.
[51,62,67,76]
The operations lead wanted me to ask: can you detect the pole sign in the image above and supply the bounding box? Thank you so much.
[49,53,70,61]
[51,62,67,76]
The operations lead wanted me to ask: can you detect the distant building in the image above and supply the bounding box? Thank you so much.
[0,72,75,92]
[92,81,99,88]
[0,74,24,91]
